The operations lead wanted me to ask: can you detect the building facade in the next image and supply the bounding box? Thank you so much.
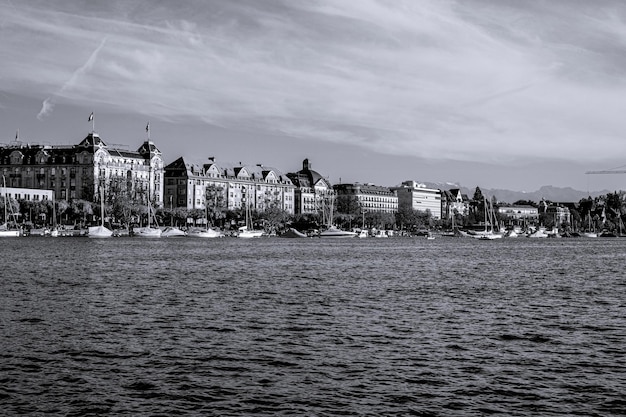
[441,188,470,219]
[497,205,539,223]
[0,133,164,206]
[333,182,398,214]
[286,159,333,215]
[0,186,54,202]
[539,201,571,226]
[392,180,442,219]
[164,156,295,214]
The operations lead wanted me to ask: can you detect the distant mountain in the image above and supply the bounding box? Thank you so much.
[417,182,613,204]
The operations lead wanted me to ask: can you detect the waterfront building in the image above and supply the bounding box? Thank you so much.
[164,156,295,214]
[497,205,539,224]
[333,182,398,214]
[441,188,470,219]
[0,133,164,206]
[286,159,333,215]
[539,200,571,226]
[0,185,54,202]
[391,180,442,219]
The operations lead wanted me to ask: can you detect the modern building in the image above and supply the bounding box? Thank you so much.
[0,133,164,206]
[392,180,442,219]
[333,182,398,214]
[286,159,333,215]
[164,156,295,213]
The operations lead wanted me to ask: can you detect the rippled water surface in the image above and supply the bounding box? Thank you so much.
[2,237,626,416]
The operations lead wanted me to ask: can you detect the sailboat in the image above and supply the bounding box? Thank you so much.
[161,201,186,237]
[49,197,59,238]
[357,212,368,238]
[88,186,113,238]
[238,189,263,238]
[475,197,502,240]
[582,212,597,238]
[0,176,20,237]
[188,205,223,238]
[442,211,466,237]
[133,202,162,238]
[319,194,356,238]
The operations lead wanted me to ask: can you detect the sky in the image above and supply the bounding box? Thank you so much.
[2,0,626,193]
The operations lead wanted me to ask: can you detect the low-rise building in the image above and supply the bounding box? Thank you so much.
[0,185,54,202]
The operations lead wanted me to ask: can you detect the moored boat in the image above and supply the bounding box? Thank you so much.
[133,226,162,238]
[319,226,357,238]
[473,197,502,240]
[162,226,187,237]
[88,225,114,238]
[237,187,263,238]
[88,187,113,238]
[0,226,20,238]
[527,227,549,238]
[237,226,263,238]
[279,227,308,238]
[187,227,223,238]
[0,176,20,237]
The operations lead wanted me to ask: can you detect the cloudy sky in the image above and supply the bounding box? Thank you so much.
[2,0,626,192]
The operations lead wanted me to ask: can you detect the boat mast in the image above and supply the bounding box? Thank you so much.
[484,196,488,234]
[100,186,105,227]
[147,165,151,228]
[2,175,7,225]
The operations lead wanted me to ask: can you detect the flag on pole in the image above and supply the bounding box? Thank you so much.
[88,112,94,122]
[146,121,150,132]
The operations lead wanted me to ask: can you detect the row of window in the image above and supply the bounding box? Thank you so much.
[4,193,50,201]
[2,166,85,175]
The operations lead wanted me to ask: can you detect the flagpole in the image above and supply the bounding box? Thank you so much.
[88,112,95,134]
[146,121,150,141]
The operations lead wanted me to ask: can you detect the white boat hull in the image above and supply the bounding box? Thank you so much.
[188,228,223,238]
[474,231,503,240]
[320,227,357,238]
[162,227,187,238]
[88,225,113,238]
[133,227,162,238]
[238,230,263,238]
[0,229,20,237]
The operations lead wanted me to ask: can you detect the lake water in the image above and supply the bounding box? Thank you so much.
[1,236,625,416]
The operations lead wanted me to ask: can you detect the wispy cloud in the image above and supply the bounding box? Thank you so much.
[3,0,626,165]
[37,37,108,119]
